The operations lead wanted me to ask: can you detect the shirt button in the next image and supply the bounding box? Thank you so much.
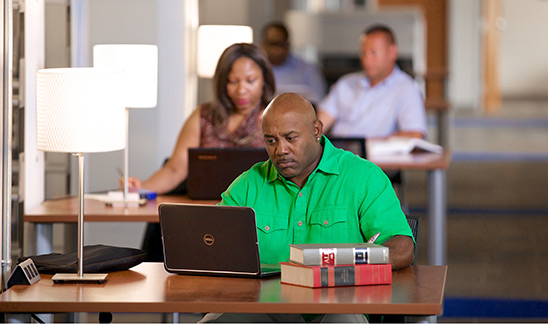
[297,221,303,226]
[324,220,329,225]
[299,192,303,197]
[264,226,270,231]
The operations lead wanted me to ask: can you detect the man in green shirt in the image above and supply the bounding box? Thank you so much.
[220,92,414,270]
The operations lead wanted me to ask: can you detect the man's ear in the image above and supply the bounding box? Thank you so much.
[389,44,398,62]
[314,119,323,138]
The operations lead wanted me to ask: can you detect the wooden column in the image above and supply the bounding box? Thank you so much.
[482,0,501,112]
[378,0,449,146]
[378,0,448,103]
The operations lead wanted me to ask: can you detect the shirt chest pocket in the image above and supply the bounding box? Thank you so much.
[256,212,288,235]
[310,207,348,227]
[308,207,353,242]
[255,212,290,264]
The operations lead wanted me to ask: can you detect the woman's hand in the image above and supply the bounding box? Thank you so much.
[119,176,142,190]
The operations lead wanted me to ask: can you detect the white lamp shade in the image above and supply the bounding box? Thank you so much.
[93,44,158,108]
[197,25,253,78]
[36,68,126,153]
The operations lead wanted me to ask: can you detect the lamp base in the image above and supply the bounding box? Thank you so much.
[52,273,108,284]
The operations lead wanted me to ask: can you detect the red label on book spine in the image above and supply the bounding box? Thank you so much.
[319,248,336,266]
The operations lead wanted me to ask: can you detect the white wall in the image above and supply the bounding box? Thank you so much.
[23,0,46,212]
[447,0,481,110]
[73,0,190,248]
[78,0,189,191]
[499,0,548,99]
[199,0,250,25]
[84,0,159,192]
[448,0,548,105]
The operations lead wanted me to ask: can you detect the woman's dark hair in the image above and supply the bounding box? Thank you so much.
[211,43,276,126]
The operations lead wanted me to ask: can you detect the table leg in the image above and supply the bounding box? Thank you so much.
[428,169,447,265]
[35,223,53,255]
[437,110,449,148]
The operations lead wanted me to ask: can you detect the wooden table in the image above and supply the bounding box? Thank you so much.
[0,262,447,316]
[25,195,218,255]
[25,195,217,223]
[25,152,451,265]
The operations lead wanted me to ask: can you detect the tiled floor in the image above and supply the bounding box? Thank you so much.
[407,99,548,322]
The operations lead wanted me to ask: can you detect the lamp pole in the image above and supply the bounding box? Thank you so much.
[75,152,85,277]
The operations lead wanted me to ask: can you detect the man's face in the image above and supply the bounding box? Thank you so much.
[360,32,397,86]
[261,28,289,66]
[262,110,321,185]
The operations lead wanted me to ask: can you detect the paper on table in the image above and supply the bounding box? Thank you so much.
[368,137,443,156]
[84,191,143,207]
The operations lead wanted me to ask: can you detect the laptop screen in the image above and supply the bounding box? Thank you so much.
[187,147,269,200]
[159,203,265,276]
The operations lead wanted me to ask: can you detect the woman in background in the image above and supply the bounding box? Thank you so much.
[127,43,275,261]
[126,42,275,194]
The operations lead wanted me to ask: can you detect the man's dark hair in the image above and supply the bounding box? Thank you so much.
[261,21,289,42]
[363,24,396,45]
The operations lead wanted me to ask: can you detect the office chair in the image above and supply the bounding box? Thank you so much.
[406,215,420,265]
[141,158,187,262]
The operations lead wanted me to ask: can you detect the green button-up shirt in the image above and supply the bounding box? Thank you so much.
[220,136,412,264]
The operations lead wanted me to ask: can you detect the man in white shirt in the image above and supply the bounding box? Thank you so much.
[260,22,327,105]
[318,24,427,139]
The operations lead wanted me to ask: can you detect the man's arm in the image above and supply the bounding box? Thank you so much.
[391,130,424,139]
[317,110,336,133]
[382,235,415,270]
[396,81,428,139]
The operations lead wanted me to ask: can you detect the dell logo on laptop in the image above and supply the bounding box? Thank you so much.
[203,234,215,245]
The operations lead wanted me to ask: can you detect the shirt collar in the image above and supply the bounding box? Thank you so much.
[265,135,340,184]
[315,136,340,176]
[360,65,400,89]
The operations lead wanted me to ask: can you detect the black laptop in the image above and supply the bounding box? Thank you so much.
[186,147,269,200]
[158,203,281,278]
[327,136,367,158]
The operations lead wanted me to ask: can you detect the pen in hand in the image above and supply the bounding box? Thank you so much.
[367,232,380,243]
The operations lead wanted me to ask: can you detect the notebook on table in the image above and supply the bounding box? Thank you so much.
[187,147,269,200]
[158,203,281,278]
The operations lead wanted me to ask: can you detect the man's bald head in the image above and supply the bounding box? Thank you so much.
[261,93,324,188]
[262,92,317,128]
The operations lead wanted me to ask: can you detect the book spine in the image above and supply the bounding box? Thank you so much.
[301,247,388,266]
[312,264,392,288]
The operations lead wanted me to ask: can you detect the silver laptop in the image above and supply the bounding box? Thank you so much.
[158,203,280,278]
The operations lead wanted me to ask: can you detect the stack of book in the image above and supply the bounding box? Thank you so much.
[280,243,392,288]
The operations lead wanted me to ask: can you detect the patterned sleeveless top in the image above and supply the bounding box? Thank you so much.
[199,103,264,148]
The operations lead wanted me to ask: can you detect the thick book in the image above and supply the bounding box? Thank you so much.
[280,262,392,288]
[289,243,389,266]
[368,137,443,156]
